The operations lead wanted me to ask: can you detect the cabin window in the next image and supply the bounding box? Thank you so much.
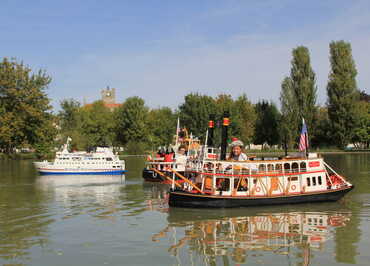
[318,176,322,185]
[275,164,282,173]
[258,164,266,173]
[312,176,317,186]
[216,178,230,191]
[288,176,298,181]
[292,162,299,173]
[267,164,274,172]
[307,177,311,186]
[284,163,291,173]
[234,178,248,191]
[300,162,307,172]
[106,158,113,161]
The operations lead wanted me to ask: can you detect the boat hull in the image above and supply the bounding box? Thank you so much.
[37,169,126,175]
[142,168,166,182]
[169,186,354,208]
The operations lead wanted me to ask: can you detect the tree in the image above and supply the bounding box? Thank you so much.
[114,96,149,148]
[327,41,359,148]
[79,101,115,149]
[147,107,177,149]
[178,93,216,140]
[310,106,332,148]
[254,100,281,147]
[0,57,56,154]
[352,100,370,148]
[280,77,299,148]
[280,46,318,148]
[58,99,84,150]
[232,94,256,145]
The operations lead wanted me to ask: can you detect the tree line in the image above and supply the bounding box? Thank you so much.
[0,40,369,156]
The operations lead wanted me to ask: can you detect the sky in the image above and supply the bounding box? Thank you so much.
[2,0,370,111]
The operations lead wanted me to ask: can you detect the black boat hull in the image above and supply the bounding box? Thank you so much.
[142,168,166,182]
[169,186,354,208]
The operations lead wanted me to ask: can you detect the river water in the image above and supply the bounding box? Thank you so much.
[0,153,369,266]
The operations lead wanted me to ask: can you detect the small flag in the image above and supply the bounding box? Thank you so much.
[299,118,308,152]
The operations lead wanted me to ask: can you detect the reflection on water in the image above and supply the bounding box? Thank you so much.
[155,207,352,265]
[36,175,126,220]
[0,154,369,266]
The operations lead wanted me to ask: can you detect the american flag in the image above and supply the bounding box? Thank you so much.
[299,118,309,152]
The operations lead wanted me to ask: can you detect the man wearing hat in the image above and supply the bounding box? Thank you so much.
[228,139,248,161]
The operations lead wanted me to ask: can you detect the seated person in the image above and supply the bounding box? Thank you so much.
[228,140,248,161]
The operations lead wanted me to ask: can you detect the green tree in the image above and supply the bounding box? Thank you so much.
[147,107,177,149]
[114,96,149,149]
[280,77,299,148]
[0,57,56,154]
[311,106,332,148]
[280,46,318,148]
[80,101,115,149]
[232,94,256,145]
[352,100,370,148]
[327,40,359,148]
[254,100,281,147]
[178,93,216,140]
[58,99,84,150]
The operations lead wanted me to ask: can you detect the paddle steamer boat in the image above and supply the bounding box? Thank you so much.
[168,113,354,208]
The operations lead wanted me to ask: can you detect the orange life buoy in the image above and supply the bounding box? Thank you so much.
[256,187,261,192]
[291,184,297,190]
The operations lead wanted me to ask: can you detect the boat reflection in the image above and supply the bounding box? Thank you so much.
[154,208,351,265]
[142,182,169,213]
[36,175,126,218]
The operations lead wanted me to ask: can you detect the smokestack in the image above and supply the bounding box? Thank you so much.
[207,114,215,147]
[220,111,230,160]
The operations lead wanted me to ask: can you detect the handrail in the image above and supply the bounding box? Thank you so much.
[150,168,182,188]
[170,169,203,194]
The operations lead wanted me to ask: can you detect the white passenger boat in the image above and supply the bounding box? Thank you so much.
[34,139,125,175]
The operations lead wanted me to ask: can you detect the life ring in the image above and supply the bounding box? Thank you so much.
[291,184,296,190]
[255,187,261,192]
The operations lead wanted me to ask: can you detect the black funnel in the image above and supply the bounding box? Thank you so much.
[207,114,215,147]
[220,111,230,160]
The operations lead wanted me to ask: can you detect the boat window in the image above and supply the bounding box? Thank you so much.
[307,177,311,186]
[216,178,230,191]
[234,178,248,191]
[258,164,266,173]
[288,176,298,181]
[106,158,113,161]
[275,164,282,173]
[300,162,307,172]
[312,176,317,186]
[318,176,322,185]
[284,163,290,173]
[292,162,299,173]
[267,164,274,172]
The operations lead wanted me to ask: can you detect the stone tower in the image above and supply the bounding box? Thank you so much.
[101,86,116,104]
